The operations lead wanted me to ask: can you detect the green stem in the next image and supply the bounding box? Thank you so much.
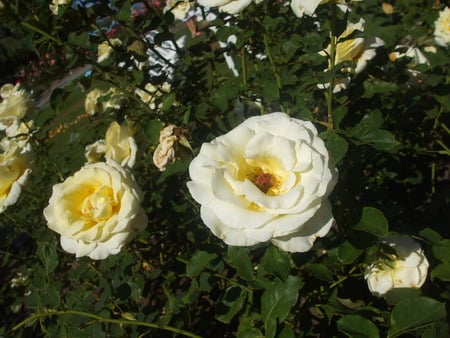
[326,2,338,131]
[240,13,247,86]
[263,33,282,90]
[21,21,62,45]
[12,309,201,338]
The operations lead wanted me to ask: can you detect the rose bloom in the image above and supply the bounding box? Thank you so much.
[44,160,148,260]
[365,235,429,297]
[290,0,362,18]
[0,140,32,213]
[434,6,450,48]
[319,18,384,93]
[389,45,430,84]
[197,0,256,14]
[0,83,33,130]
[97,38,123,63]
[49,0,71,15]
[187,112,338,252]
[84,88,122,116]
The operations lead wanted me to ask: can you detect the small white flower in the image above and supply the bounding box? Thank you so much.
[0,83,33,130]
[365,235,429,297]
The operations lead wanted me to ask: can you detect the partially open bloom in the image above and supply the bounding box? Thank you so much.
[84,88,122,116]
[0,83,33,130]
[290,0,362,18]
[434,7,450,47]
[197,0,255,14]
[85,120,137,168]
[187,112,338,252]
[44,160,147,260]
[365,235,429,297]
[97,38,123,63]
[319,18,384,92]
[0,139,32,213]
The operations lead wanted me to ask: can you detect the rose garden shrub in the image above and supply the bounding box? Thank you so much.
[0,0,449,337]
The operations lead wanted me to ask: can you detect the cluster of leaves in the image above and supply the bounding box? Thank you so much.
[0,0,449,337]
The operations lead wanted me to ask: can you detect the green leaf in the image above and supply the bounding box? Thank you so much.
[305,263,333,281]
[354,207,389,238]
[337,240,364,264]
[216,286,247,324]
[362,80,399,99]
[259,245,291,281]
[37,241,58,275]
[431,263,450,282]
[225,246,254,281]
[432,239,450,263]
[261,276,300,338]
[337,315,380,338]
[327,132,348,164]
[388,297,447,338]
[186,250,217,278]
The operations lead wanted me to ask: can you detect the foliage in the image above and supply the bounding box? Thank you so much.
[0,0,449,337]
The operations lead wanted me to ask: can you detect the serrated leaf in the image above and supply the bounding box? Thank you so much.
[186,250,217,278]
[259,245,291,281]
[225,246,254,281]
[431,263,450,282]
[337,240,363,264]
[388,297,447,337]
[216,286,247,324]
[354,207,389,238]
[327,132,348,164]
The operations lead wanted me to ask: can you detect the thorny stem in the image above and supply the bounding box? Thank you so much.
[12,309,201,338]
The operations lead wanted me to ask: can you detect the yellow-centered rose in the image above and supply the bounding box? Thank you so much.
[187,112,338,252]
[44,160,147,260]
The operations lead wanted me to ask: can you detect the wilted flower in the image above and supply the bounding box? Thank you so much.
[164,0,192,20]
[187,112,338,252]
[153,124,178,171]
[44,160,147,260]
[365,235,429,297]
[0,83,33,130]
[135,82,172,110]
[290,0,362,18]
[84,88,122,116]
[0,139,32,213]
[319,18,384,93]
[434,6,450,47]
[97,38,123,63]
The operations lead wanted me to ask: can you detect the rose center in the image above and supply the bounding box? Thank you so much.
[248,168,282,195]
[81,185,117,222]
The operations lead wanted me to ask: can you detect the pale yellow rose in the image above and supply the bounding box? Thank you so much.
[164,0,192,20]
[49,0,71,15]
[104,120,137,168]
[365,235,429,297]
[84,88,122,116]
[0,140,32,213]
[97,38,123,63]
[5,120,35,149]
[43,160,147,260]
[0,83,33,130]
[187,112,338,252]
[434,6,450,47]
[153,125,178,171]
[135,82,172,110]
[85,139,106,164]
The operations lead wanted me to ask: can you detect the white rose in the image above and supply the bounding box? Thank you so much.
[197,0,254,14]
[319,18,384,93]
[0,83,33,130]
[389,45,430,83]
[97,38,122,63]
[0,141,32,213]
[365,235,429,297]
[290,0,362,18]
[434,7,450,47]
[84,88,121,116]
[44,160,147,260]
[187,112,338,252]
[104,120,137,168]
